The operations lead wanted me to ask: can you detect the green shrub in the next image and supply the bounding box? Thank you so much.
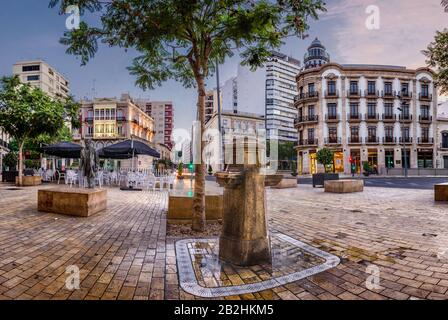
[3,151,18,170]
[316,148,334,173]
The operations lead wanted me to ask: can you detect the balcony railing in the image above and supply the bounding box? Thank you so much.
[383,137,396,144]
[324,137,342,144]
[295,115,319,125]
[441,143,448,150]
[399,114,413,121]
[325,114,340,122]
[348,137,362,144]
[382,114,396,121]
[85,117,94,122]
[347,90,362,98]
[382,90,396,98]
[294,91,319,103]
[419,93,432,101]
[365,136,379,144]
[417,137,434,144]
[419,115,432,123]
[297,139,318,146]
[347,113,362,121]
[364,89,380,98]
[365,113,380,121]
[400,91,412,99]
[399,137,413,143]
[324,90,339,99]
[116,116,127,122]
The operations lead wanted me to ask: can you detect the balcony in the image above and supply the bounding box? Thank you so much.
[365,136,380,144]
[85,117,94,123]
[364,89,380,99]
[294,91,319,103]
[419,115,432,123]
[347,113,362,122]
[324,90,339,99]
[382,114,396,122]
[400,91,413,100]
[399,137,413,144]
[347,90,362,99]
[325,114,340,122]
[324,137,342,145]
[348,137,362,144]
[116,116,127,122]
[440,143,448,150]
[417,137,434,145]
[382,90,396,99]
[297,139,318,147]
[398,114,413,122]
[383,137,397,145]
[294,115,319,126]
[419,93,432,101]
[364,113,380,122]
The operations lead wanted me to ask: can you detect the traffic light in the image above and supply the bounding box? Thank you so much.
[188,163,194,171]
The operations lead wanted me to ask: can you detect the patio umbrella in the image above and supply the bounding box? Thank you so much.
[41,142,82,159]
[98,139,160,160]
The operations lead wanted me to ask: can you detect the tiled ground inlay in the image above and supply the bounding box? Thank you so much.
[176,233,340,297]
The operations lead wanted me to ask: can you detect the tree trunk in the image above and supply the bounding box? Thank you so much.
[17,141,24,186]
[192,75,206,232]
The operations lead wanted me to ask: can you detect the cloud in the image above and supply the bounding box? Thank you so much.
[321,0,448,68]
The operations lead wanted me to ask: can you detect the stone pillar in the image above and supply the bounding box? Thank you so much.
[216,141,281,266]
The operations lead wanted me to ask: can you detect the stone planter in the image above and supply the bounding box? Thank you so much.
[167,193,223,224]
[271,177,297,189]
[38,188,107,217]
[2,171,18,183]
[435,183,448,201]
[312,173,339,188]
[16,176,42,186]
[324,180,364,193]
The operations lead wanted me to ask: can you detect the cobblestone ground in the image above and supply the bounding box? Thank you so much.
[0,183,447,300]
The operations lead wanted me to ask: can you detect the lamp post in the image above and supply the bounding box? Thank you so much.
[397,90,408,177]
[215,59,224,171]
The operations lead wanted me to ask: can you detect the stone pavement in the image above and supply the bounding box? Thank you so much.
[0,182,447,300]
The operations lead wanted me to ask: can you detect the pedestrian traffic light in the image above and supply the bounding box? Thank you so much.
[188,163,194,171]
[349,156,353,163]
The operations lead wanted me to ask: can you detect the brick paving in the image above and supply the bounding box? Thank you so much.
[0,182,447,300]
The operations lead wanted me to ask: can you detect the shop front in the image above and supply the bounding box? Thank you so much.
[417,149,434,168]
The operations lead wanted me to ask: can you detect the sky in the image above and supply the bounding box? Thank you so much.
[0,0,447,132]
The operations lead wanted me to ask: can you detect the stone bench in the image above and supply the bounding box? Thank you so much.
[38,188,107,217]
[324,179,364,193]
[271,177,297,189]
[167,193,223,224]
[434,183,448,201]
[16,176,42,186]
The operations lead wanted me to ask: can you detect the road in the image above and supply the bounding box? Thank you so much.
[206,175,447,190]
[297,177,448,190]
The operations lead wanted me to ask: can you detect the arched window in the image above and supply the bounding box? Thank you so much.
[442,132,448,148]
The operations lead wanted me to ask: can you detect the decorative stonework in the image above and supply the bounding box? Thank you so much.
[175,233,340,298]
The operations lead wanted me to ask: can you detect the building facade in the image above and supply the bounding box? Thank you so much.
[0,128,11,172]
[295,60,437,175]
[136,101,174,150]
[221,52,301,142]
[13,60,70,100]
[436,101,448,169]
[204,110,265,172]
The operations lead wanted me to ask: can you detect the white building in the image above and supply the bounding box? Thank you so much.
[436,101,448,168]
[0,128,11,173]
[13,60,70,100]
[221,52,301,142]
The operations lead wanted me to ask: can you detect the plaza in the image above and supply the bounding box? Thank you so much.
[0,181,447,300]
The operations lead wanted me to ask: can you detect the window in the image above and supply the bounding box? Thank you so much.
[367,81,376,95]
[308,105,315,118]
[384,82,393,95]
[421,127,429,141]
[327,81,336,95]
[421,106,430,119]
[349,81,358,94]
[327,103,337,119]
[384,103,394,117]
[367,103,376,117]
[350,127,359,141]
[401,105,410,118]
[308,83,315,93]
[385,126,394,142]
[401,83,409,95]
[307,128,314,141]
[442,132,448,148]
[350,103,359,117]
[27,75,39,81]
[421,84,429,97]
[368,127,377,142]
[87,126,93,135]
[22,65,40,72]
[94,109,100,120]
[328,127,337,143]
[402,127,410,141]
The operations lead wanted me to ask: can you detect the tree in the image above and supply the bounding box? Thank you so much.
[422,1,448,94]
[0,76,75,185]
[49,0,326,231]
[3,151,18,170]
[316,147,334,173]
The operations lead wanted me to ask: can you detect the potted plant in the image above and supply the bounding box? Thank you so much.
[291,161,298,177]
[363,161,372,177]
[208,164,213,176]
[177,162,184,179]
[312,148,339,187]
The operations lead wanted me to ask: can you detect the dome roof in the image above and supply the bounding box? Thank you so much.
[309,37,325,49]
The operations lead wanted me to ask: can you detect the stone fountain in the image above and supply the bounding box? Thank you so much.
[215,140,282,266]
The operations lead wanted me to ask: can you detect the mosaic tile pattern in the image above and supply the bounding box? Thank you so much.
[176,233,340,297]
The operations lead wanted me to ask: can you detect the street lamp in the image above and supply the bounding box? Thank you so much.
[397,89,408,177]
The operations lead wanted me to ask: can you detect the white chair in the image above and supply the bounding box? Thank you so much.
[166,175,175,189]
[94,171,104,188]
[45,169,54,182]
[109,171,118,185]
[65,170,78,187]
[145,174,156,191]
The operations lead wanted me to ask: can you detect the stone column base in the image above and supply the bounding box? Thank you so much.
[219,235,271,266]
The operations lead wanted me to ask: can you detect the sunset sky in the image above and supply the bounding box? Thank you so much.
[0,0,446,131]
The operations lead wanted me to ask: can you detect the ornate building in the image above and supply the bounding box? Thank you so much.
[294,40,438,175]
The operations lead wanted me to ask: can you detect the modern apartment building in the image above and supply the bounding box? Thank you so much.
[13,60,70,100]
[294,40,438,175]
[221,51,301,142]
[205,89,222,124]
[137,101,174,150]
